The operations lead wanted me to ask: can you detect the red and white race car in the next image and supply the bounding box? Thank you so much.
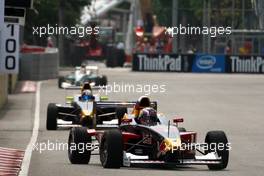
[67,100,229,170]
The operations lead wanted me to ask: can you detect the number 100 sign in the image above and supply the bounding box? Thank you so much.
[0,24,19,74]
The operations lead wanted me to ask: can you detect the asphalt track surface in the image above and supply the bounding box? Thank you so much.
[1,65,264,176]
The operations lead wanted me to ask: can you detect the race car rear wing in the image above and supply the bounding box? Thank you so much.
[95,101,158,110]
[63,85,104,90]
[93,101,157,129]
[75,66,98,70]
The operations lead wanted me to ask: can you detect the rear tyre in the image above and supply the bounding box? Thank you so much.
[58,76,65,88]
[205,131,229,170]
[116,107,127,124]
[75,81,81,86]
[100,129,123,168]
[68,127,92,164]
[100,75,107,86]
[46,103,58,130]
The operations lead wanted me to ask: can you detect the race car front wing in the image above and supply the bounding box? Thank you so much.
[123,152,221,167]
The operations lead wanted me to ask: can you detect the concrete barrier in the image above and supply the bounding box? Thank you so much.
[0,74,8,109]
[19,49,59,80]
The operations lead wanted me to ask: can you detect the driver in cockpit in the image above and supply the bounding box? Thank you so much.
[132,96,151,117]
[80,89,95,101]
[137,107,160,126]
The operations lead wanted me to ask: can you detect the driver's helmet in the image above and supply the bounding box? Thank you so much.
[133,96,151,117]
[81,82,92,93]
[138,107,159,126]
[80,63,87,74]
[138,96,151,107]
[82,89,94,101]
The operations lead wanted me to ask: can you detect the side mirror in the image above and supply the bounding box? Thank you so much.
[66,96,74,104]
[173,117,184,126]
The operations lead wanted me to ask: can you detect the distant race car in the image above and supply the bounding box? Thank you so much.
[67,97,229,170]
[46,83,117,130]
[58,65,107,88]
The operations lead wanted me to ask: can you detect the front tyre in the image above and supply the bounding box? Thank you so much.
[100,75,107,86]
[100,129,123,168]
[58,76,65,88]
[46,103,58,130]
[68,127,92,164]
[205,131,229,170]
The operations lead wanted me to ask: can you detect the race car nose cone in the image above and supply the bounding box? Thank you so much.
[161,137,182,152]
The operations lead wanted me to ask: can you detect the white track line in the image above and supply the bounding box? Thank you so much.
[19,82,41,176]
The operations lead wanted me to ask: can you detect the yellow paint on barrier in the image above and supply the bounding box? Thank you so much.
[9,74,18,93]
[0,74,8,109]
